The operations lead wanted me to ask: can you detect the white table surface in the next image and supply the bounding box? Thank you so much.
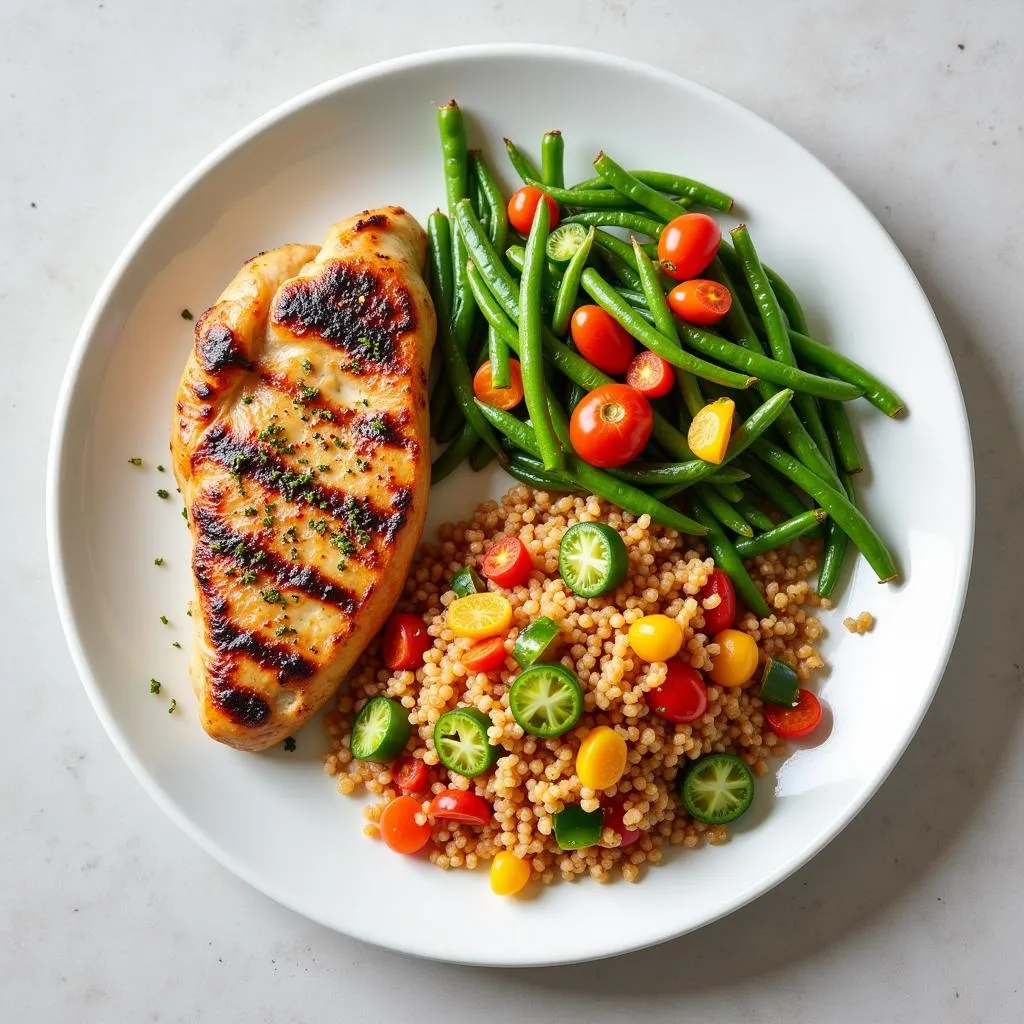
[3,1,1022,1020]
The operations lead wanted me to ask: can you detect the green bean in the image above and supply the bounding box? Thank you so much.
[469,151,508,255]
[696,483,753,537]
[465,259,697,464]
[503,137,542,183]
[504,454,580,492]
[734,509,829,558]
[590,231,642,289]
[504,245,562,310]
[470,162,492,236]
[478,402,707,536]
[571,169,732,211]
[592,244,640,291]
[552,226,595,336]
[689,498,770,616]
[503,143,647,209]
[739,457,811,520]
[540,130,564,188]
[762,263,809,334]
[638,388,794,497]
[431,422,477,484]
[438,102,476,352]
[427,212,456,436]
[817,472,857,596]
[520,199,563,470]
[456,200,522,315]
[734,497,775,532]
[580,268,756,389]
[712,480,745,504]
[593,151,690,224]
[822,399,864,474]
[788,330,905,417]
[485,324,511,391]
[752,440,897,582]
[708,257,841,486]
[563,210,666,237]
[470,438,497,471]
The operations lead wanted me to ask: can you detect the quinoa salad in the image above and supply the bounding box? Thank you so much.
[324,485,829,890]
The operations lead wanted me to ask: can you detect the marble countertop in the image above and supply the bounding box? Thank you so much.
[3,1,1022,1020]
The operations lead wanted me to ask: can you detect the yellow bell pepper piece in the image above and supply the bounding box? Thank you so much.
[687,398,735,464]
[576,726,628,791]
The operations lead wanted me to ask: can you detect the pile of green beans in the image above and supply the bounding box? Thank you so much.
[425,107,905,596]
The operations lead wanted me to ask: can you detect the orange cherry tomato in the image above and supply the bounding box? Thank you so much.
[569,383,653,468]
[507,186,559,235]
[667,279,732,326]
[379,795,432,854]
[473,358,524,411]
[625,351,675,398]
[393,757,429,795]
[462,636,508,673]
[481,536,533,588]
[764,689,822,739]
[428,788,492,826]
[658,214,721,281]
[570,305,635,375]
[382,613,432,670]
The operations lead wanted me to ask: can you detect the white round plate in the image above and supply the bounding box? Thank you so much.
[48,45,973,966]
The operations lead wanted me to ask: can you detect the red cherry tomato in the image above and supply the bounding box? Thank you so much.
[764,689,822,739]
[625,351,675,398]
[382,613,432,670]
[462,636,508,673]
[648,660,708,724]
[393,757,429,795]
[507,186,559,235]
[698,569,737,634]
[602,796,642,848]
[481,536,533,588]
[667,279,733,326]
[658,213,722,281]
[569,383,653,468]
[570,305,635,374]
[428,789,493,826]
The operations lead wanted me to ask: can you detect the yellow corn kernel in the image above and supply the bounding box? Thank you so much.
[576,726,628,791]
[490,851,531,896]
[687,398,735,464]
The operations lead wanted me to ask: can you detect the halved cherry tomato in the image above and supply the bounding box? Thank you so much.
[649,660,708,724]
[393,757,429,795]
[602,795,642,848]
[481,536,533,588]
[569,383,653,468]
[428,788,492,826]
[764,689,822,738]
[667,279,732,326]
[379,795,432,853]
[698,569,737,634]
[625,351,675,398]
[658,213,722,281]
[507,186,559,235]
[570,305,635,375]
[473,358,524,411]
[462,636,508,673]
[382,613,432,670]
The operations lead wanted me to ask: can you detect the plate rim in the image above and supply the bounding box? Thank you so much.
[46,42,976,965]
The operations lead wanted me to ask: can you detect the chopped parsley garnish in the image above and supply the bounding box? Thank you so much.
[282,525,298,542]
[181,507,188,521]
[260,588,285,606]
[289,547,299,560]
[186,609,192,617]
[240,570,257,584]
[361,416,390,441]
[336,560,347,572]
[332,533,356,556]
[355,457,370,472]
[157,465,166,473]
[316,409,334,422]
[242,394,254,405]
[317,464,329,473]
[168,698,178,714]
[301,359,313,373]
[154,557,165,566]
[149,679,161,694]
[180,309,193,321]
[128,457,143,466]
[348,355,364,373]
[332,437,348,450]
[171,641,182,649]
[244,507,258,517]
[284,737,297,752]
[307,518,328,535]
[262,514,274,527]
[275,625,297,637]
[159,615,169,625]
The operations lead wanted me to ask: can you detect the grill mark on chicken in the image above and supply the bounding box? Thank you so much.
[195,319,252,373]
[192,505,358,613]
[272,260,415,370]
[354,213,389,231]
[192,425,413,544]
[354,411,412,449]
[209,683,272,728]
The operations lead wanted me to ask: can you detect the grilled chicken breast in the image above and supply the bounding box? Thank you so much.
[170,207,435,751]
